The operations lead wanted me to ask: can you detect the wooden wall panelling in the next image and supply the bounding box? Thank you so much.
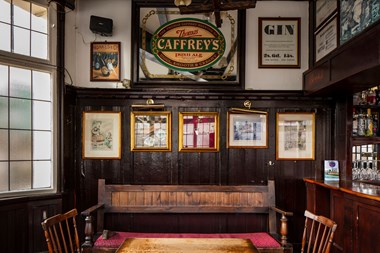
[0,203,28,253]
[28,199,62,252]
[330,190,345,253]
[342,194,354,253]
[0,196,62,253]
[66,87,334,245]
[303,21,380,95]
[354,200,380,253]
[271,102,333,247]
[177,214,227,233]
[333,95,352,180]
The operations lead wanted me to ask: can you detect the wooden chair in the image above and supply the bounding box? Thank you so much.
[41,208,81,253]
[301,210,337,253]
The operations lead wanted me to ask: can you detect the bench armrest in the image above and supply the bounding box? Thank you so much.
[81,203,105,253]
[271,206,294,217]
[81,203,105,217]
[270,206,293,246]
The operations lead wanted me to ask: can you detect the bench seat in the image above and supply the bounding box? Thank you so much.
[82,179,293,253]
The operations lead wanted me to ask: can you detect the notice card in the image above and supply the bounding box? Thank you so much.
[324,160,339,181]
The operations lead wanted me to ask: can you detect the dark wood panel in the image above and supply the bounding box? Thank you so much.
[330,191,344,253]
[65,87,334,246]
[331,34,379,83]
[104,213,269,234]
[355,202,380,253]
[303,61,330,94]
[304,21,380,95]
[28,199,62,253]
[0,196,62,253]
[305,180,380,253]
[0,204,28,253]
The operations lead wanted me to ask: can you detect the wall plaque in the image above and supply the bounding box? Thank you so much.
[315,17,338,62]
[258,17,300,68]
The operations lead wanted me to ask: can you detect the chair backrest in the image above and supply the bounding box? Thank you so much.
[301,210,337,253]
[41,208,81,253]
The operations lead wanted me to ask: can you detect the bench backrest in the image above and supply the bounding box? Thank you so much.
[97,179,275,214]
[81,179,293,252]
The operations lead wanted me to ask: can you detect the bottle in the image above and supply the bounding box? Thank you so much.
[353,108,358,136]
[365,108,373,137]
[376,86,380,105]
[94,53,101,70]
[353,92,360,106]
[360,90,368,105]
[367,88,376,105]
[357,108,366,136]
[373,113,378,137]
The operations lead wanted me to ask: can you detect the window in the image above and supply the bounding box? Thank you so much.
[0,0,57,196]
[0,0,48,59]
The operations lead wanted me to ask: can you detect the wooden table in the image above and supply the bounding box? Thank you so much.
[116,238,259,253]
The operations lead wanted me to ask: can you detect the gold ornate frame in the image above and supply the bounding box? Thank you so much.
[276,112,315,160]
[82,111,121,159]
[179,112,219,152]
[131,111,172,152]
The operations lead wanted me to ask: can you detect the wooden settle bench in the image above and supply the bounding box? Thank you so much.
[81,179,293,253]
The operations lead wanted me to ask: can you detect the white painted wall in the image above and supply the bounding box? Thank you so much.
[245,1,309,90]
[65,0,132,89]
[65,0,308,90]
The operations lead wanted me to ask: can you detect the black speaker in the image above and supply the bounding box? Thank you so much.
[90,15,113,37]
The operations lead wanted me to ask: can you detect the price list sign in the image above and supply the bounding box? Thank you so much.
[259,18,300,68]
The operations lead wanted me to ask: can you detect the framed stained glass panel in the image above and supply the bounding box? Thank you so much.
[131,111,172,152]
[179,112,219,152]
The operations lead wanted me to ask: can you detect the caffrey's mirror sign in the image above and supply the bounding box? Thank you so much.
[151,18,226,72]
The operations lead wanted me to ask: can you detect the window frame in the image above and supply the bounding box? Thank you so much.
[0,0,58,197]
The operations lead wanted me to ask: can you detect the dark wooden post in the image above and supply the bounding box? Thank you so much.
[81,215,94,253]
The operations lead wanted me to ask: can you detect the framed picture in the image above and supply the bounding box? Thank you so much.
[315,17,338,62]
[258,17,300,68]
[227,111,268,148]
[276,112,315,160]
[130,111,171,152]
[82,111,121,159]
[131,1,245,89]
[90,42,121,81]
[179,112,219,152]
[340,0,380,44]
[315,0,337,29]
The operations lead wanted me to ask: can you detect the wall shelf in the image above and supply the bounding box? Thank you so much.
[352,137,380,146]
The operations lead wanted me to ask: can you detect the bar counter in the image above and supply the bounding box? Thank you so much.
[304,178,380,202]
[304,178,380,253]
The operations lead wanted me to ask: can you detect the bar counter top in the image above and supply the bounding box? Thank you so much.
[304,178,380,202]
